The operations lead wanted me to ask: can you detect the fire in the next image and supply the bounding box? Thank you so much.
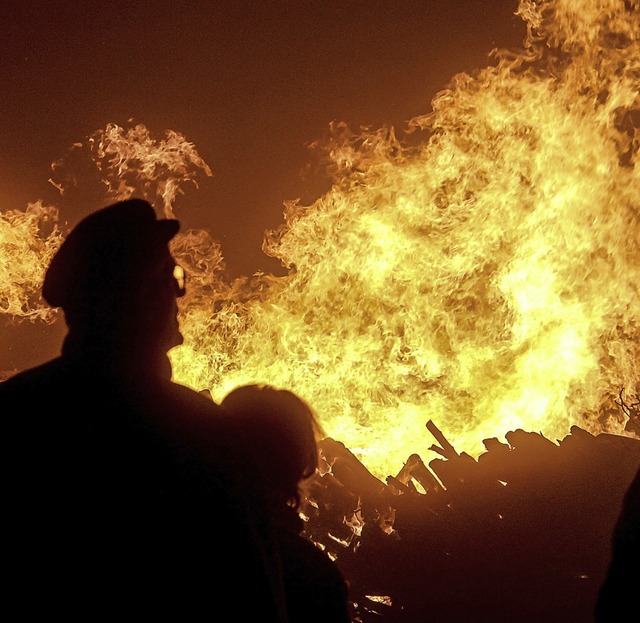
[49,122,213,219]
[174,0,640,478]
[0,201,62,321]
[2,0,639,480]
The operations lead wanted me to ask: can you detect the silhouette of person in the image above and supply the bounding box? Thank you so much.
[220,383,352,623]
[1,199,284,621]
[595,464,640,621]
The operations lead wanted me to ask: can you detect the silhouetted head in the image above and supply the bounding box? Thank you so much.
[43,198,185,371]
[220,384,324,508]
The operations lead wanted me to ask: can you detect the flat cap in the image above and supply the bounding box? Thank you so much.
[43,198,180,310]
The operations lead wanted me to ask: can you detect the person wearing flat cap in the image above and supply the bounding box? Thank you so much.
[1,199,285,621]
[41,198,184,379]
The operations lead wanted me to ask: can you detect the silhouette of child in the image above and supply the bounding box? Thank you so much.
[221,383,352,623]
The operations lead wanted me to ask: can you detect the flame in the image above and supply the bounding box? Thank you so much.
[2,0,639,481]
[0,201,62,321]
[173,0,640,478]
[49,122,213,218]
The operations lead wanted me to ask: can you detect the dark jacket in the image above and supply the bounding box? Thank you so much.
[1,357,281,621]
[272,506,351,623]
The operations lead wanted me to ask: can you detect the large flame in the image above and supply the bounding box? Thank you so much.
[2,0,639,480]
[174,0,640,478]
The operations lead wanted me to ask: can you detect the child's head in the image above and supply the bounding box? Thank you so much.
[221,384,324,507]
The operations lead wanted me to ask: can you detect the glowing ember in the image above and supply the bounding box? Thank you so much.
[1,0,639,480]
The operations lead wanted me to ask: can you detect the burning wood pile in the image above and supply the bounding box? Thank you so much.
[301,419,640,623]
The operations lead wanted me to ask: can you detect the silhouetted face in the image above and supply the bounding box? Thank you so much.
[138,246,185,356]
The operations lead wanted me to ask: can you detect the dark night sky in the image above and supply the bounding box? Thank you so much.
[1,0,526,370]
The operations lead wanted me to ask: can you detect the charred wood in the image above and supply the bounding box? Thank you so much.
[301,426,640,623]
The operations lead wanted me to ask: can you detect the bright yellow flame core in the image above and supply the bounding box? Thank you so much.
[172,0,640,479]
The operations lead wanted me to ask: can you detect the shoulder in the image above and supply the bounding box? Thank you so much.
[280,529,348,586]
[159,379,224,414]
[154,381,228,442]
[137,378,238,457]
[280,531,351,622]
[613,465,640,545]
[0,359,65,397]
[131,376,223,425]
